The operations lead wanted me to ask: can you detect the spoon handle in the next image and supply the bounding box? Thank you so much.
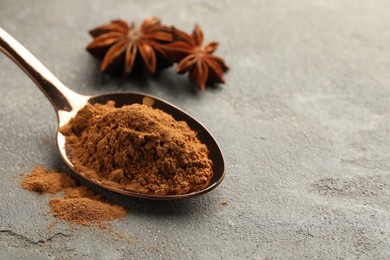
[0,27,86,112]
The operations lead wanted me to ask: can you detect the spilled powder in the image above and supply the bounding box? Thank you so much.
[60,101,213,195]
[20,166,76,194]
[220,199,228,206]
[49,186,126,226]
[20,166,126,226]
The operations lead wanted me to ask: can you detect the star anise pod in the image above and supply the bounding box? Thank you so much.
[86,17,173,75]
[164,25,228,90]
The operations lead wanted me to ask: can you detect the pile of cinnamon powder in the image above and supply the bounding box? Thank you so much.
[60,101,213,195]
[21,166,126,226]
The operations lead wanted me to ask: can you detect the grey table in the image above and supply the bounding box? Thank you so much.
[1,0,390,259]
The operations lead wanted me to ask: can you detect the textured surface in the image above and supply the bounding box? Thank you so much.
[1,0,390,259]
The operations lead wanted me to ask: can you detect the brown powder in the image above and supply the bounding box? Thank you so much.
[49,186,127,226]
[60,101,213,195]
[20,166,76,194]
[20,166,126,226]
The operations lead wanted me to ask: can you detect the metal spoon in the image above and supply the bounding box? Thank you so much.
[0,28,225,200]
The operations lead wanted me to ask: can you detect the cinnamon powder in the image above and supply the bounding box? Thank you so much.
[60,101,213,195]
[49,186,126,226]
[20,166,76,194]
[20,166,126,226]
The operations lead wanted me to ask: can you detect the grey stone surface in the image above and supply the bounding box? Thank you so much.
[1,0,390,259]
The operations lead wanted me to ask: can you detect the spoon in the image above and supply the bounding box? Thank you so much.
[0,28,225,200]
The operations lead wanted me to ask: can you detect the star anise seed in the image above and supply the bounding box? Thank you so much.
[164,25,228,90]
[86,17,173,75]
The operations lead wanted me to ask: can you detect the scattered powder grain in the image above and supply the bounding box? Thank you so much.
[20,166,126,226]
[221,199,228,206]
[60,101,213,195]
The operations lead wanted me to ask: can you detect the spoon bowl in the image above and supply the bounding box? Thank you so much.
[0,28,225,200]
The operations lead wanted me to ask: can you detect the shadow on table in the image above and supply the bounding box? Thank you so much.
[89,179,217,218]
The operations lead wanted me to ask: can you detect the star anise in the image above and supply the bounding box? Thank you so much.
[164,25,228,90]
[86,17,173,75]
